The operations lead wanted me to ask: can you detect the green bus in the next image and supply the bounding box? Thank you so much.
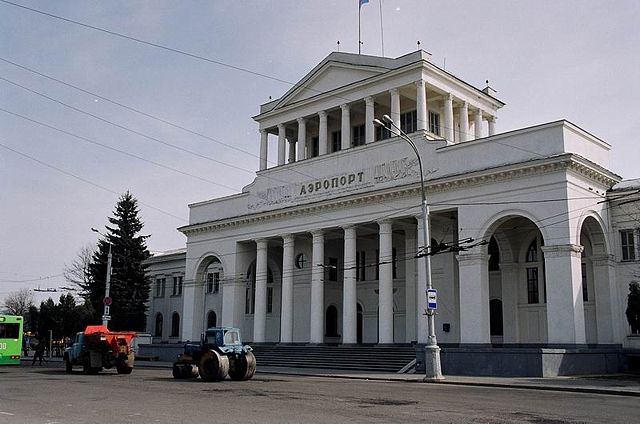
[0,315,23,365]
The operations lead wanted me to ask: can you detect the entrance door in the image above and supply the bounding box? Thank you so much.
[357,303,363,344]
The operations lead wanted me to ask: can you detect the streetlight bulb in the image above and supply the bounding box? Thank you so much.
[373,118,385,127]
[382,114,393,124]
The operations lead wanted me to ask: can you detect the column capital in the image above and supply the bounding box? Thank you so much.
[310,229,324,238]
[281,233,295,244]
[389,87,400,95]
[255,238,269,249]
[445,92,453,101]
[259,128,267,135]
[342,223,357,231]
[415,79,425,88]
[277,123,286,130]
[318,110,327,119]
[365,96,374,106]
[461,100,468,108]
[540,244,584,258]
[488,115,497,123]
[475,109,483,118]
[340,103,350,111]
[296,117,307,124]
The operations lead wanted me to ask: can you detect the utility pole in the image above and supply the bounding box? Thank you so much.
[92,228,112,328]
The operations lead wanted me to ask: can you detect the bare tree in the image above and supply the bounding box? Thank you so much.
[2,288,34,316]
[63,244,94,296]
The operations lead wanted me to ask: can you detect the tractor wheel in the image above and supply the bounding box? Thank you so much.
[64,359,72,373]
[117,364,133,374]
[198,350,229,382]
[172,363,184,379]
[82,355,92,374]
[185,364,199,379]
[229,351,256,381]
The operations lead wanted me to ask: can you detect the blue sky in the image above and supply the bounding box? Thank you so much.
[1,0,639,305]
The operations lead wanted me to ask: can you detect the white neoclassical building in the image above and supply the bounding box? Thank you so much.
[145,50,640,375]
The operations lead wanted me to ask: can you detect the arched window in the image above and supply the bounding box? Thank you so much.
[526,239,538,263]
[525,238,542,304]
[207,310,217,329]
[489,299,503,336]
[488,237,500,271]
[170,312,180,338]
[154,313,163,337]
[325,305,338,337]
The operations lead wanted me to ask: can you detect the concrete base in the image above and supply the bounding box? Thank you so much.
[415,344,625,377]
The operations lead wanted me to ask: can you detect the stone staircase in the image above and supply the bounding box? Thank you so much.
[251,344,416,372]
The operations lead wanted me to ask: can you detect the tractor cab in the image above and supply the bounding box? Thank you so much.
[201,327,243,353]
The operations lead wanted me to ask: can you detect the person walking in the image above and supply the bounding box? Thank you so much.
[31,337,45,366]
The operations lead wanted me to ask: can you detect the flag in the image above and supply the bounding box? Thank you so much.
[360,0,369,8]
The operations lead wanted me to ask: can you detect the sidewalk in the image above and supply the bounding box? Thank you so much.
[22,356,640,397]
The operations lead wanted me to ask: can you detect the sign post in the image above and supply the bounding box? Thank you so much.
[427,289,437,310]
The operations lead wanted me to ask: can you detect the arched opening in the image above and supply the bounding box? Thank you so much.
[245,262,274,315]
[171,312,180,338]
[357,303,363,344]
[207,310,217,329]
[154,313,163,338]
[194,255,225,335]
[325,305,338,338]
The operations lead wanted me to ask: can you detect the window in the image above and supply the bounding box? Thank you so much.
[488,237,500,271]
[526,240,538,263]
[172,276,183,296]
[328,257,338,282]
[155,278,165,298]
[375,125,391,141]
[326,305,338,337]
[356,251,366,281]
[170,313,180,338]
[311,136,319,157]
[400,110,417,133]
[526,267,539,304]
[154,313,163,337]
[489,299,503,336]
[207,272,220,294]
[581,262,589,302]
[331,131,341,153]
[429,111,440,135]
[352,125,365,146]
[267,286,273,313]
[621,230,636,261]
[207,311,217,329]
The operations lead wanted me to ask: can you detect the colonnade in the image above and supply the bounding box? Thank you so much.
[258,81,498,170]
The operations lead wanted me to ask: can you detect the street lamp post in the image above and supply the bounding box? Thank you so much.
[91,228,112,328]
[373,115,444,381]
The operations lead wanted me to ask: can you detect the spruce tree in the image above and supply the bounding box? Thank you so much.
[88,191,150,331]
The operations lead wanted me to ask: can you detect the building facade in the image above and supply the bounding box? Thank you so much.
[145,51,639,373]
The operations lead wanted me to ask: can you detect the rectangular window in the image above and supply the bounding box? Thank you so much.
[267,286,273,313]
[400,110,417,134]
[429,111,440,135]
[581,262,588,302]
[312,136,319,157]
[328,257,338,282]
[172,277,179,296]
[356,251,366,281]
[526,267,539,304]
[214,272,220,293]
[621,230,636,261]
[331,131,341,153]
[155,278,165,298]
[207,273,214,293]
[352,125,365,146]
[375,125,391,141]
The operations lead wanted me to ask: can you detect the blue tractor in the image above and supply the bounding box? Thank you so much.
[172,327,256,382]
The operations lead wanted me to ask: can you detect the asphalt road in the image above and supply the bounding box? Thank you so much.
[0,363,638,424]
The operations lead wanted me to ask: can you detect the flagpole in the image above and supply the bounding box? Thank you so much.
[358,1,362,54]
[379,0,385,56]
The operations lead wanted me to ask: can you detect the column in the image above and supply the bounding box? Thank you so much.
[592,255,619,343]
[310,230,325,343]
[259,129,268,171]
[542,244,586,344]
[318,111,328,156]
[378,219,394,343]
[416,80,428,131]
[389,88,401,129]
[342,225,357,344]
[459,101,470,142]
[500,263,519,343]
[404,223,417,342]
[488,116,497,136]
[277,124,286,166]
[456,252,491,344]
[444,93,454,142]
[474,110,483,139]
[280,234,295,343]
[288,139,296,163]
[297,118,307,161]
[253,239,268,343]
[415,216,428,343]
[365,96,375,144]
[340,104,351,150]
